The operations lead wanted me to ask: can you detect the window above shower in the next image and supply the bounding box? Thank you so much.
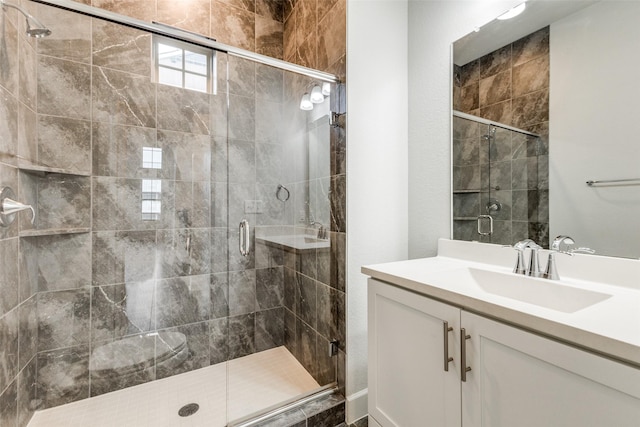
[153,36,215,93]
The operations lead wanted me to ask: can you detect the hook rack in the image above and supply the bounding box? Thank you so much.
[0,186,35,227]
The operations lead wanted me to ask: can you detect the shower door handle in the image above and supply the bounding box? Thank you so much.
[477,215,493,236]
[239,219,250,257]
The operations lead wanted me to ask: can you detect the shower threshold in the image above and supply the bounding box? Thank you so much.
[27,346,321,427]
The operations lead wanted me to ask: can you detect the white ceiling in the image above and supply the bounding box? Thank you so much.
[453,0,599,66]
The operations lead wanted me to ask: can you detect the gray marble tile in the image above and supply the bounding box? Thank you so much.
[537,154,549,190]
[18,103,37,165]
[297,273,316,329]
[0,86,18,166]
[159,131,211,183]
[256,142,283,183]
[481,191,511,221]
[0,17,18,97]
[17,356,37,426]
[209,317,228,365]
[18,239,37,305]
[37,56,91,120]
[0,238,19,318]
[37,289,90,351]
[157,85,210,135]
[316,282,337,341]
[156,276,211,329]
[30,233,91,292]
[487,127,513,163]
[479,70,511,108]
[307,401,345,427]
[92,230,157,286]
[296,248,317,281]
[229,269,256,316]
[453,138,479,167]
[18,296,37,371]
[512,221,529,244]
[29,174,90,231]
[256,15,283,60]
[479,45,511,80]
[18,35,36,110]
[156,322,210,379]
[228,94,255,141]
[255,307,284,352]
[228,55,256,98]
[513,55,549,98]
[36,4,91,63]
[210,94,228,139]
[459,59,479,87]
[157,0,210,37]
[512,90,548,129]
[92,66,156,128]
[118,178,175,231]
[37,115,91,174]
[491,220,512,246]
[284,307,296,356]
[315,334,336,386]
[336,290,345,352]
[283,267,297,313]
[92,19,151,77]
[228,313,255,359]
[157,228,211,278]
[453,193,480,218]
[91,283,155,342]
[256,266,284,310]
[453,165,480,192]
[36,345,89,409]
[538,190,549,223]
[329,174,345,233]
[453,219,478,242]
[295,318,317,380]
[512,190,529,222]
[255,237,285,269]
[0,377,17,427]
[512,26,549,67]
[253,408,306,427]
[329,232,345,293]
[486,161,512,191]
[330,124,346,178]
[210,228,229,274]
[0,309,19,394]
[479,100,512,127]
[89,336,156,396]
[228,139,256,184]
[256,64,284,102]
[529,222,549,249]
[92,123,158,179]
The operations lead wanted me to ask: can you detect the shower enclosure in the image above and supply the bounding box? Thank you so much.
[452,111,548,247]
[0,1,342,425]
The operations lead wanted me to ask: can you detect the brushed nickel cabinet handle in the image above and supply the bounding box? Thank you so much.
[443,321,454,372]
[461,328,472,382]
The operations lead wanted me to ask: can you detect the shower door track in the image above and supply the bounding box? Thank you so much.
[453,110,540,138]
[227,384,339,427]
[30,0,339,83]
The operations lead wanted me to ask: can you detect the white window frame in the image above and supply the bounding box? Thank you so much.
[153,35,216,94]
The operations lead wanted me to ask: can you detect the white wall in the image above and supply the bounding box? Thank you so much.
[550,1,640,259]
[346,0,409,422]
[407,0,522,259]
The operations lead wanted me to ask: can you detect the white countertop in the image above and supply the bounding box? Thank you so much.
[362,239,640,367]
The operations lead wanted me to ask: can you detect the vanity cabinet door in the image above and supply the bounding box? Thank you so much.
[461,311,640,427]
[368,279,461,427]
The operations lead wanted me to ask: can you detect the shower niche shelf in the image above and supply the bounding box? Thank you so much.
[17,160,91,177]
[19,227,90,237]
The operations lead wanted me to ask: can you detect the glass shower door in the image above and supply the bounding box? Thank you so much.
[224,56,337,423]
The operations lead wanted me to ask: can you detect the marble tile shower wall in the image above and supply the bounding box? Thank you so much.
[452,27,549,247]
[0,6,39,427]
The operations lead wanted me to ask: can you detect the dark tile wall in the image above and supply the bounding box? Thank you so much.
[452,27,549,247]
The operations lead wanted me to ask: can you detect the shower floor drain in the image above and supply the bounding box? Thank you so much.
[178,403,200,417]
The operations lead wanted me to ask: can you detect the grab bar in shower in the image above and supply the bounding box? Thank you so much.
[586,178,640,186]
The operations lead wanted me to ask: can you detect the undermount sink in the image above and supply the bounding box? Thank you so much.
[447,268,612,313]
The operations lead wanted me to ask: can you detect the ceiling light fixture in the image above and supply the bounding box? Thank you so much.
[497,2,526,20]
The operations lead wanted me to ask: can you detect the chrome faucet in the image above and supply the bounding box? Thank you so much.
[512,239,542,277]
[542,235,575,280]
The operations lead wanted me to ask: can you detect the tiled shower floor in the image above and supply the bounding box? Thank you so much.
[28,347,320,427]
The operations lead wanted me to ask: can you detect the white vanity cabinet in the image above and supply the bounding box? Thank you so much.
[368,278,640,427]
[368,279,461,427]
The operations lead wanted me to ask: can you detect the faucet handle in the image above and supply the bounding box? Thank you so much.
[541,250,573,280]
[525,243,543,277]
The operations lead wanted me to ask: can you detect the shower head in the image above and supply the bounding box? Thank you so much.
[1,0,51,38]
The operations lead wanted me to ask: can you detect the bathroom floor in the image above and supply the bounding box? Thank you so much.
[28,347,320,427]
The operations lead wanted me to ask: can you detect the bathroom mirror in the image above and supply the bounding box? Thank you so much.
[451,0,640,259]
